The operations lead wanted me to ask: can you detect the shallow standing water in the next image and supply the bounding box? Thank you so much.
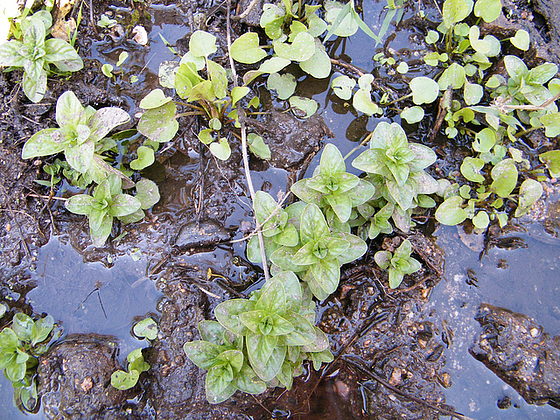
[1,0,560,418]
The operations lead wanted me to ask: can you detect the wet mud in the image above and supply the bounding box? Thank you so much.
[1,0,560,418]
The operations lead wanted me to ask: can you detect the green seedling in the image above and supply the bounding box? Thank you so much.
[270,204,367,300]
[21,91,130,179]
[64,175,157,247]
[0,11,82,102]
[0,313,55,411]
[185,272,332,403]
[352,122,438,234]
[111,348,150,390]
[374,239,421,288]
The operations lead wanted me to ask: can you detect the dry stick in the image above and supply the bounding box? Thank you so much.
[330,58,365,77]
[28,194,67,201]
[229,191,292,244]
[226,0,270,281]
[344,357,474,420]
[233,0,261,20]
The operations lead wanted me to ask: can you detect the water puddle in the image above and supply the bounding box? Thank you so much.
[432,224,560,419]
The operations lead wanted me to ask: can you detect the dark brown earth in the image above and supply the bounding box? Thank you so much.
[1,0,560,418]
[471,303,560,409]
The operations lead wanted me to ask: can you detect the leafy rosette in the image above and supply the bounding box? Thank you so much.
[374,239,421,289]
[22,91,130,178]
[65,175,143,247]
[183,320,266,404]
[0,12,82,102]
[352,122,438,232]
[270,204,367,300]
[291,143,375,226]
[213,272,331,385]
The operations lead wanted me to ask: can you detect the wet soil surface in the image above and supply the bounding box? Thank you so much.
[471,303,560,409]
[1,0,560,418]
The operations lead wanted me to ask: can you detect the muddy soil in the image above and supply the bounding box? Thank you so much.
[470,303,560,409]
[1,0,560,418]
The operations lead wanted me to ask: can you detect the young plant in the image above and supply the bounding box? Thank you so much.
[291,143,376,226]
[21,91,130,181]
[0,11,83,102]
[184,272,333,403]
[352,122,438,234]
[64,175,157,247]
[0,313,55,411]
[111,348,150,390]
[270,204,367,300]
[183,320,265,403]
[374,239,421,288]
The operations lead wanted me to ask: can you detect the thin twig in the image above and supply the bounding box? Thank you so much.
[343,130,374,161]
[499,91,560,111]
[28,193,67,201]
[229,191,292,244]
[234,0,261,19]
[226,0,269,281]
[330,58,366,77]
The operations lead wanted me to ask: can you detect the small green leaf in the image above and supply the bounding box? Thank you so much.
[231,32,267,64]
[189,30,217,58]
[511,29,530,51]
[438,63,466,89]
[135,178,160,209]
[473,128,496,153]
[425,30,439,44]
[30,315,54,346]
[247,133,271,160]
[331,75,356,100]
[267,73,296,100]
[116,51,129,67]
[504,55,528,84]
[101,64,113,78]
[515,179,543,217]
[352,90,379,116]
[474,0,502,23]
[22,129,66,159]
[138,102,178,143]
[289,96,318,118]
[130,146,155,170]
[443,0,473,27]
[13,313,34,342]
[396,62,409,74]
[133,318,158,340]
[140,89,173,109]
[207,59,228,99]
[273,32,315,62]
[111,369,139,390]
[410,77,439,105]
[539,150,560,178]
[209,138,231,160]
[435,195,467,225]
[491,159,518,198]
[540,113,560,137]
[108,194,141,218]
[472,211,490,229]
[401,106,424,124]
[299,44,332,78]
[231,86,250,107]
[464,81,483,105]
[461,157,486,183]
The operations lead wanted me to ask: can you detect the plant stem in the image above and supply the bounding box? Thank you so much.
[226,0,270,282]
